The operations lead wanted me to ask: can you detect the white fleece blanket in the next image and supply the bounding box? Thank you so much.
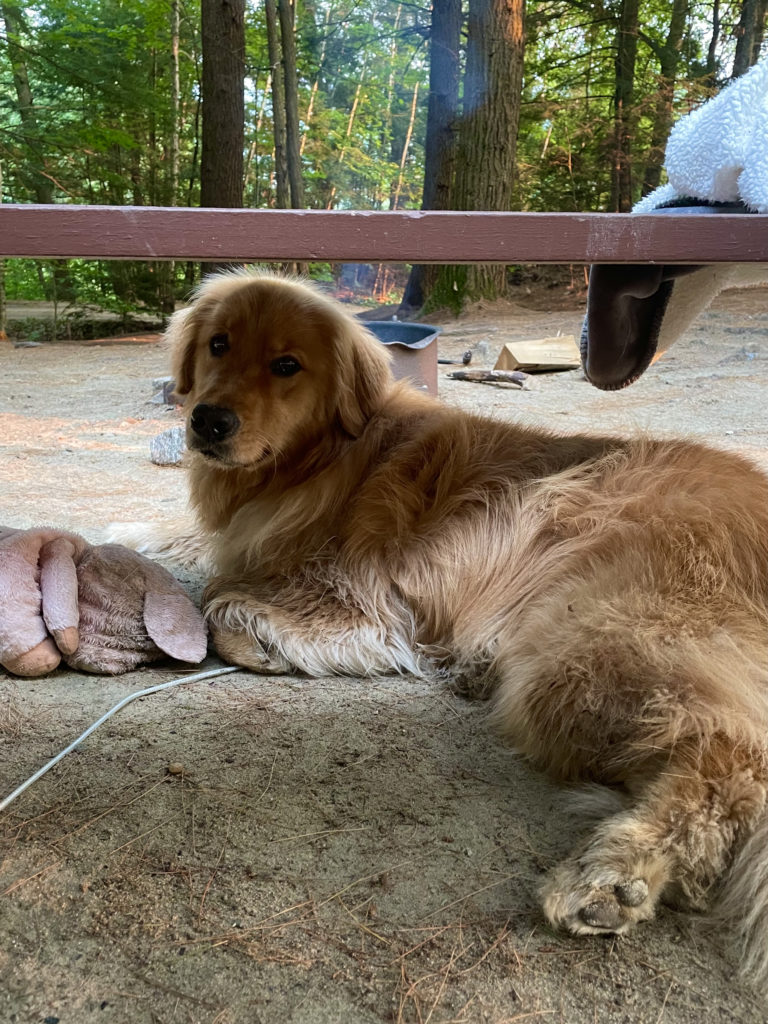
[634,60,768,214]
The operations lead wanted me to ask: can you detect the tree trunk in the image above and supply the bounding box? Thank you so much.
[170,0,181,204]
[378,77,420,302]
[149,48,159,206]
[384,5,404,209]
[641,0,688,195]
[200,0,245,209]
[245,71,272,204]
[301,4,332,156]
[400,0,461,314]
[610,0,639,212]
[266,0,290,208]
[187,80,202,205]
[391,81,419,209]
[733,0,768,77]
[160,0,182,315]
[200,0,245,277]
[326,67,366,209]
[278,0,305,208]
[706,0,721,81]
[431,0,525,310]
[755,0,768,63]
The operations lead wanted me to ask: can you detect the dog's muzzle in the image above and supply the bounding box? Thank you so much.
[189,403,241,450]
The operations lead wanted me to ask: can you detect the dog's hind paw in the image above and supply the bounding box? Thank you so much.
[541,853,665,936]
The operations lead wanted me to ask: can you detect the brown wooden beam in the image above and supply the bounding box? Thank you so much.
[1,205,767,263]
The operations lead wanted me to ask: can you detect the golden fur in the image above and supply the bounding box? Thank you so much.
[113,270,768,983]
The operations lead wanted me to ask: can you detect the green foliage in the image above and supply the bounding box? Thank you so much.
[516,0,744,212]
[6,311,163,342]
[3,256,185,313]
[3,258,41,300]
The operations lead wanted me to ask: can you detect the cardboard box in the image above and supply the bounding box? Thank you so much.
[494,335,581,373]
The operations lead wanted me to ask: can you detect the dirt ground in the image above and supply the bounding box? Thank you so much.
[2,285,768,1024]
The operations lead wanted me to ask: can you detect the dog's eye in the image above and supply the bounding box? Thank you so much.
[209,333,229,357]
[269,356,302,378]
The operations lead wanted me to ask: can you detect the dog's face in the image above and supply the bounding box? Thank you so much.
[169,272,393,469]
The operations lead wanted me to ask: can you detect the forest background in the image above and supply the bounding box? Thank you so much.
[0,0,765,330]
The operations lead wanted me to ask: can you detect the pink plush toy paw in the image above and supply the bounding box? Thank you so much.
[0,526,208,676]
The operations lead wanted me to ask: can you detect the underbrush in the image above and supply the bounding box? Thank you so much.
[6,310,164,344]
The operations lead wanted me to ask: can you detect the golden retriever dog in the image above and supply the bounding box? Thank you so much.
[113,269,768,982]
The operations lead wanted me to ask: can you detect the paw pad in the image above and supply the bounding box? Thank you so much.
[578,878,649,930]
[614,878,649,907]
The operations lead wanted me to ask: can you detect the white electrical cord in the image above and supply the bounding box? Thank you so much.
[0,664,239,813]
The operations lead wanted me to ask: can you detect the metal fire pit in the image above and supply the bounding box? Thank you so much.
[360,321,440,395]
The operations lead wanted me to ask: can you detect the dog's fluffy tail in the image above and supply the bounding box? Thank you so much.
[104,518,215,574]
[712,806,768,985]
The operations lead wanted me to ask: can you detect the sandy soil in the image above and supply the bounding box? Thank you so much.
[1,287,768,1024]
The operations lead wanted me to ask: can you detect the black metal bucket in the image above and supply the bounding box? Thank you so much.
[360,321,441,394]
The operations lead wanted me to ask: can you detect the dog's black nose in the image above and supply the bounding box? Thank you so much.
[190,404,240,444]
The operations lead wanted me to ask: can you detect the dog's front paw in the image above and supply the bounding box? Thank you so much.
[211,625,294,674]
[205,594,294,674]
[103,519,213,571]
[104,521,153,550]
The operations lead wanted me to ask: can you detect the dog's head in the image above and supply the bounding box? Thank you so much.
[168,271,394,469]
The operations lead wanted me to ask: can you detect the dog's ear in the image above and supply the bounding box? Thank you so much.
[334,320,393,437]
[167,306,198,396]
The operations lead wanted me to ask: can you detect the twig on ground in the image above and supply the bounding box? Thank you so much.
[254,751,278,805]
[422,872,520,920]
[492,1013,556,1024]
[392,923,460,963]
[109,816,180,856]
[338,896,390,945]
[272,825,369,844]
[424,937,463,1024]
[316,860,412,910]
[458,919,512,975]
[198,816,232,923]
[654,979,676,1024]
[2,858,61,895]
[52,776,170,845]
[446,369,529,388]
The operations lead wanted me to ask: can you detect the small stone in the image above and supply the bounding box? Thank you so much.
[167,762,184,775]
[162,380,182,405]
[151,376,181,405]
[150,427,186,466]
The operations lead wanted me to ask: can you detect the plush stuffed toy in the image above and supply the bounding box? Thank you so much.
[0,526,208,677]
